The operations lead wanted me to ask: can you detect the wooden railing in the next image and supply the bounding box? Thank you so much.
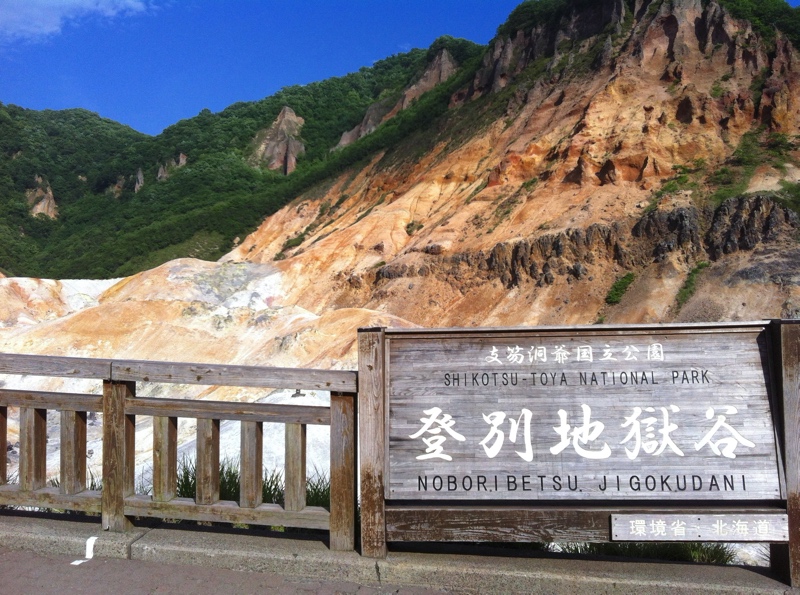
[0,354,357,551]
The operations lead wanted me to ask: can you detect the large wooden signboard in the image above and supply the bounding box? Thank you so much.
[358,321,799,586]
[386,323,782,501]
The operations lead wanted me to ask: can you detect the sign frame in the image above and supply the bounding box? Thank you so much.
[357,320,800,588]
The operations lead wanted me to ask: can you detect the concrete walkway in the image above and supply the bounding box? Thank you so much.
[0,512,795,594]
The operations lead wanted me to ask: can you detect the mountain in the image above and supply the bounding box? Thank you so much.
[0,37,482,278]
[4,0,800,474]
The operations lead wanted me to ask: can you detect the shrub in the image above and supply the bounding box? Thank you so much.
[558,541,737,564]
[406,220,424,235]
[605,272,635,304]
[676,261,710,311]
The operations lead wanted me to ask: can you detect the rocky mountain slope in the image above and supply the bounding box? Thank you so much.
[3,0,800,478]
[226,0,800,328]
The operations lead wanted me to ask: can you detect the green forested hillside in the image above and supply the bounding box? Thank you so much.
[0,37,482,278]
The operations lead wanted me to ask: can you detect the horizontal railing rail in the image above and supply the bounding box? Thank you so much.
[0,353,356,551]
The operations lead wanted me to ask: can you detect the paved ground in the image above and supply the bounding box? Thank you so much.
[0,547,441,595]
[0,512,795,594]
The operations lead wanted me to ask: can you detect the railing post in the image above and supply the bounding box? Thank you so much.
[196,418,220,505]
[284,423,306,511]
[240,421,263,508]
[330,392,356,551]
[102,380,134,531]
[153,416,178,501]
[60,410,87,495]
[0,405,6,485]
[19,407,46,491]
[358,328,387,558]
[774,320,800,587]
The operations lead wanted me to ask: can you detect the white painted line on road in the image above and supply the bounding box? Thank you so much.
[70,536,98,566]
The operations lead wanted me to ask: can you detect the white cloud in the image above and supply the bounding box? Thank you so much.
[0,0,153,42]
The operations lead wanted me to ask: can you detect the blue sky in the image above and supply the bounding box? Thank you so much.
[2,1,799,136]
[0,1,522,135]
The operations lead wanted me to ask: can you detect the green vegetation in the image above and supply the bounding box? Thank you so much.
[496,0,635,38]
[605,272,635,305]
[558,541,737,564]
[777,180,800,213]
[714,0,800,52]
[406,221,424,235]
[676,261,710,311]
[708,130,799,205]
[174,456,330,508]
[0,36,484,279]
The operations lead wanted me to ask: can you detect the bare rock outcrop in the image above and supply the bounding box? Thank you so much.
[250,106,306,174]
[706,194,800,259]
[25,176,58,219]
[336,49,458,149]
[156,153,188,182]
[335,99,395,149]
[134,168,145,193]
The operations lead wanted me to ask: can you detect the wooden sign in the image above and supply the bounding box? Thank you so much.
[386,323,782,501]
[612,514,789,542]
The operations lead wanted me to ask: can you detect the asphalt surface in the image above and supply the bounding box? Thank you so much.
[0,547,442,595]
[0,512,795,594]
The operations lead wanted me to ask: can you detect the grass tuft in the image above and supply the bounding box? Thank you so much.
[605,272,635,305]
[558,541,737,564]
[675,261,710,311]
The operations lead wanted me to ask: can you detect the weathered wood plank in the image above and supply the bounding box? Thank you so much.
[124,413,135,497]
[102,380,134,531]
[124,495,330,529]
[777,321,800,587]
[0,353,111,379]
[0,406,6,485]
[0,389,101,411]
[0,485,101,513]
[111,360,356,392]
[60,410,86,495]
[196,418,220,505]
[385,506,787,543]
[19,407,46,491]
[386,506,610,542]
[330,392,356,551]
[240,421,262,509]
[284,423,306,512]
[383,321,770,338]
[386,328,781,501]
[126,397,330,425]
[153,416,177,502]
[358,328,387,558]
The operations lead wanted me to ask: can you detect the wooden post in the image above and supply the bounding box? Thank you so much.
[19,407,47,491]
[240,421,263,508]
[102,380,134,531]
[330,392,356,551]
[153,416,177,501]
[358,328,387,558]
[0,405,6,485]
[196,418,220,505]
[774,321,800,587]
[284,423,306,511]
[60,410,87,495]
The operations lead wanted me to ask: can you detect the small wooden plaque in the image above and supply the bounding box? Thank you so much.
[611,513,789,542]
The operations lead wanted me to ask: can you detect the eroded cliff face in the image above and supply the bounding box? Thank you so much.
[226,0,800,329]
[336,49,459,149]
[25,176,58,219]
[249,106,306,174]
